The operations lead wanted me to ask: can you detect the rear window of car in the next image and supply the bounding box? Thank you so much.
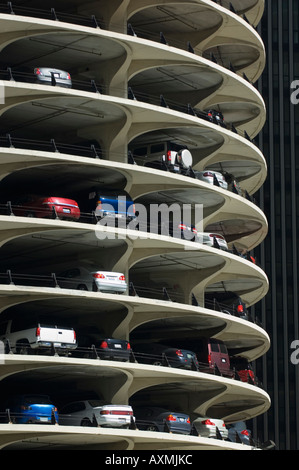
[11,318,36,332]
[61,402,86,414]
[24,395,52,405]
[219,343,228,354]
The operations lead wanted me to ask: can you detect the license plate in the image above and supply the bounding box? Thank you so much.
[114,344,122,348]
[54,342,62,347]
[39,417,49,422]
[63,208,71,213]
[54,73,60,77]
[179,418,185,422]
[221,358,226,362]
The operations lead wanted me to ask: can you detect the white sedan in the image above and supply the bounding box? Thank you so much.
[195,170,228,189]
[92,271,127,293]
[59,400,135,428]
[57,267,127,293]
[192,416,228,439]
[197,232,228,251]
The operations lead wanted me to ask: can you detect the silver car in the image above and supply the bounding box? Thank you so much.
[59,400,135,428]
[34,67,72,88]
[192,416,228,439]
[195,170,228,189]
[197,232,228,251]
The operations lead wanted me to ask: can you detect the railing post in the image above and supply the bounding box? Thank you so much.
[6,269,14,285]
[7,2,14,14]
[51,8,58,21]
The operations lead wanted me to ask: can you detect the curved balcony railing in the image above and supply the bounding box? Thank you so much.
[0,269,262,327]
[1,336,263,388]
[0,406,265,449]
[0,3,259,75]
[0,201,260,259]
[0,137,259,204]
[0,69,258,145]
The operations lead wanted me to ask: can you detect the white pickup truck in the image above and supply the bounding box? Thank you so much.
[0,320,77,354]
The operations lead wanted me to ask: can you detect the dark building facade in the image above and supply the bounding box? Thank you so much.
[254,0,299,450]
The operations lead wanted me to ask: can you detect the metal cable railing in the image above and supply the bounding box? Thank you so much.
[0,67,257,147]
[1,337,262,387]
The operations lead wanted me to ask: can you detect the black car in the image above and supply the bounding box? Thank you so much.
[134,343,199,370]
[74,336,132,361]
[133,406,191,434]
[96,338,132,361]
[207,109,226,127]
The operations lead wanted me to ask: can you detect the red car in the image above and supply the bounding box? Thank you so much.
[13,196,80,221]
[230,357,256,384]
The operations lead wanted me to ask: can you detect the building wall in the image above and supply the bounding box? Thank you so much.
[255,0,299,450]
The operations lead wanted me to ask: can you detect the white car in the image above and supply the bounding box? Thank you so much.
[57,267,127,293]
[92,271,127,293]
[192,416,228,439]
[195,170,228,189]
[197,232,228,251]
[59,400,135,428]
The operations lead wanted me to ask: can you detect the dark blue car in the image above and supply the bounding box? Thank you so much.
[87,190,136,225]
[5,394,59,424]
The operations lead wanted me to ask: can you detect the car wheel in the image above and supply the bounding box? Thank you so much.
[92,281,98,291]
[80,418,92,426]
[16,341,30,355]
[146,424,159,432]
[77,284,88,291]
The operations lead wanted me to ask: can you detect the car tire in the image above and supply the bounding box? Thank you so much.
[16,340,30,355]
[146,424,159,432]
[77,284,88,291]
[152,361,163,366]
[80,418,92,426]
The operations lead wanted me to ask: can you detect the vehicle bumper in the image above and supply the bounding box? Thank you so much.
[94,281,127,293]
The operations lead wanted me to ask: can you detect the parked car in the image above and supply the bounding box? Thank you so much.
[195,338,233,377]
[3,394,58,424]
[227,421,253,445]
[12,195,80,221]
[0,319,77,355]
[129,141,193,175]
[134,343,199,370]
[59,400,135,428]
[205,291,249,320]
[85,189,136,225]
[92,271,127,293]
[207,109,225,127]
[230,357,256,384]
[134,406,191,434]
[145,149,193,175]
[57,267,127,293]
[197,232,228,250]
[75,336,132,361]
[192,416,228,439]
[34,67,72,88]
[161,222,198,241]
[195,170,228,189]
